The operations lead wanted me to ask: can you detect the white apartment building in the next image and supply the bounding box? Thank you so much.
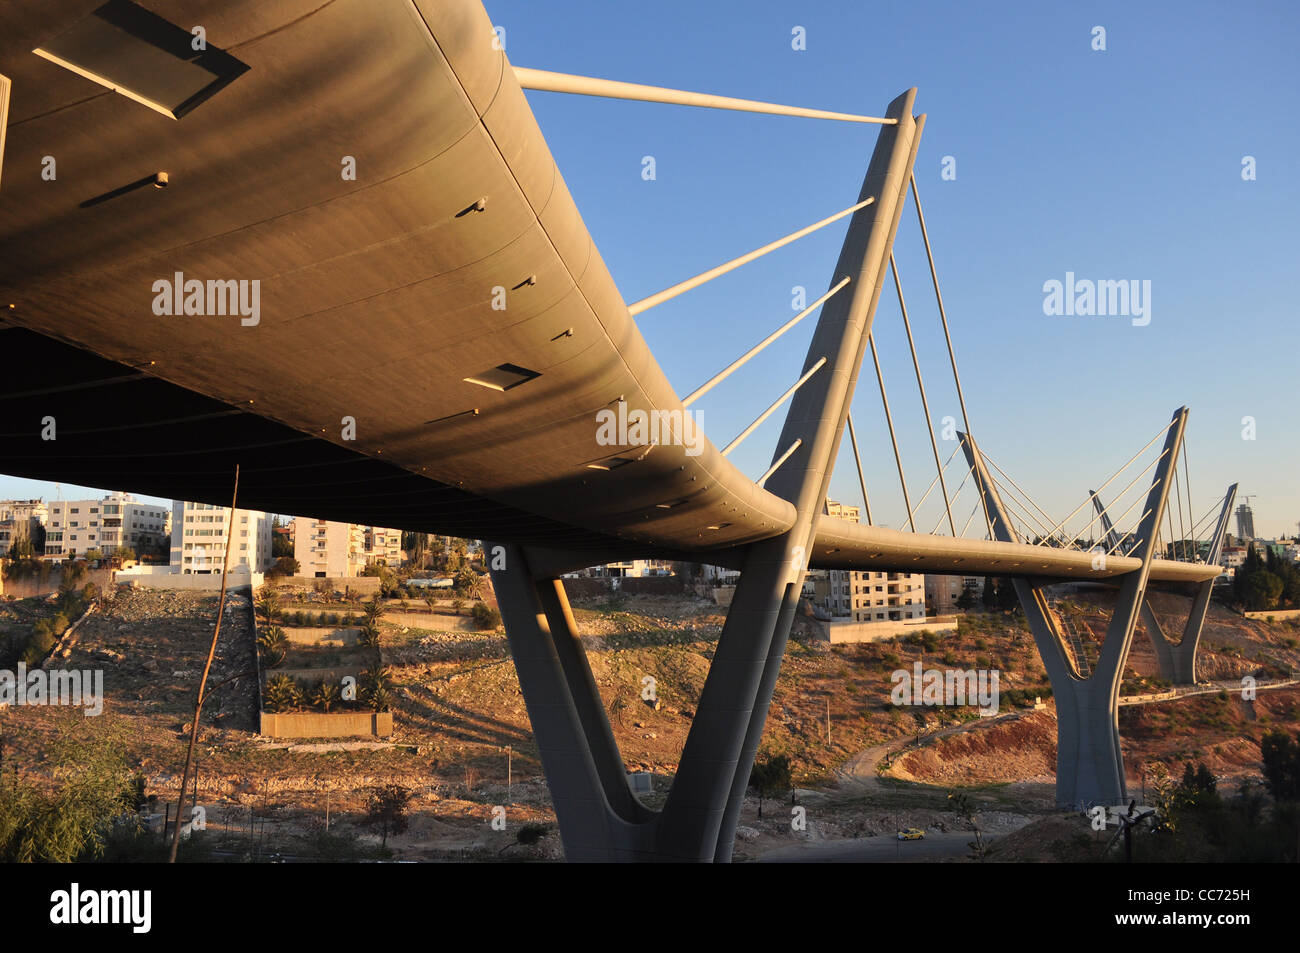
[364,526,404,568]
[822,498,926,622]
[293,518,405,577]
[171,501,273,573]
[44,493,168,559]
[0,499,48,525]
[295,518,364,578]
[1220,546,1248,571]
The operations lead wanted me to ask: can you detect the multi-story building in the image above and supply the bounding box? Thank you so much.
[1220,546,1249,572]
[821,498,925,622]
[294,518,364,578]
[364,526,404,568]
[292,519,404,577]
[925,574,985,613]
[0,499,48,557]
[1234,502,1256,541]
[826,570,927,622]
[171,501,273,574]
[43,493,168,559]
[600,558,674,578]
[824,498,860,523]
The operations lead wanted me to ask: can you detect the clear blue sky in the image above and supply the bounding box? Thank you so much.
[485,0,1300,539]
[3,1,1296,541]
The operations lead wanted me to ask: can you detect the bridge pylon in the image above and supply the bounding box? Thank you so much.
[489,87,922,861]
[960,409,1188,809]
[1105,484,1237,685]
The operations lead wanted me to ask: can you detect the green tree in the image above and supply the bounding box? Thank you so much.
[749,754,793,819]
[263,674,301,712]
[271,521,294,558]
[256,587,281,625]
[357,621,381,648]
[257,626,288,667]
[0,720,139,862]
[981,576,998,610]
[310,679,341,713]
[470,602,501,631]
[997,577,1019,611]
[1261,730,1300,802]
[266,556,300,579]
[362,784,411,848]
[361,664,393,711]
[1245,571,1284,611]
[956,583,976,611]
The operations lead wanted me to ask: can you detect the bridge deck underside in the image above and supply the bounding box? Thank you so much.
[0,0,1220,586]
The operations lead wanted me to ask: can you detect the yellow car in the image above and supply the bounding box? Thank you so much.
[897,827,925,841]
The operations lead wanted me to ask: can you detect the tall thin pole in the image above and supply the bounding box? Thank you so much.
[169,465,240,862]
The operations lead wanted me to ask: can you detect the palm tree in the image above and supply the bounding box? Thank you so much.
[362,596,384,626]
[357,621,381,648]
[257,626,288,667]
[311,679,341,713]
[256,587,281,625]
[263,673,301,712]
[361,663,393,710]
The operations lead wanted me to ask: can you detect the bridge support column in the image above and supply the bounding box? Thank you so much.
[1141,602,1199,684]
[488,543,654,860]
[488,87,922,861]
[1101,485,1237,686]
[961,410,1187,809]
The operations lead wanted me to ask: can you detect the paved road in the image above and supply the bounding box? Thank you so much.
[834,707,1037,793]
[756,831,991,863]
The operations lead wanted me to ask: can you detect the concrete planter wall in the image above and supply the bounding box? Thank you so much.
[259,710,393,738]
[1243,608,1300,621]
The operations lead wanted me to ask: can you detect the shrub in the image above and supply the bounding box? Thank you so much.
[310,679,341,713]
[257,626,287,668]
[516,823,548,846]
[21,626,56,666]
[361,664,393,711]
[470,602,501,631]
[263,674,301,712]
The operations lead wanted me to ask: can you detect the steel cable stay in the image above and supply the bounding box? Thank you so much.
[977,450,1068,546]
[974,450,1065,545]
[930,462,977,536]
[1063,451,1168,553]
[1034,416,1180,544]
